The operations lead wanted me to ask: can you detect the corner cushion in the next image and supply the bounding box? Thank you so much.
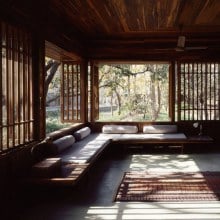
[32,158,61,177]
[74,127,91,141]
[102,125,138,134]
[143,125,177,134]
[51,135,75,154]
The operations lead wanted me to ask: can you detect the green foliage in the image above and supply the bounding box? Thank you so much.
[46,110,71,134]
[99,63,170,122]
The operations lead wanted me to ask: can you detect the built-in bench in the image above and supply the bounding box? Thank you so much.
[22,124,213,187]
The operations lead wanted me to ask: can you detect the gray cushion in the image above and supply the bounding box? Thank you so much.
[51,135,75,154]
[102,125,138,134]
[143,125,177,134]
[74,127,91,141]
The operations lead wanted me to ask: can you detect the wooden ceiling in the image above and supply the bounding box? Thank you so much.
[2,0,220,59]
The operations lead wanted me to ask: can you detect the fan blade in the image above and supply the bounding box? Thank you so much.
[185,46,208,50]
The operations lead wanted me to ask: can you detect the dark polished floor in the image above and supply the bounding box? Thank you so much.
[2,146,220,220]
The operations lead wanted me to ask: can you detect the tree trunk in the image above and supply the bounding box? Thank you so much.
[45,61,60,97]
[115,89,121,115]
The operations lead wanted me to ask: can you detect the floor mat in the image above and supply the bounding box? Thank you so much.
[115,171,220,202]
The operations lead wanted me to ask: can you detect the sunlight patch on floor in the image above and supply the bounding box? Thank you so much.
[86,202,220,220]
[129,154,200,172]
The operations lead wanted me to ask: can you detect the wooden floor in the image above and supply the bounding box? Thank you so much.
[2,148,220,219]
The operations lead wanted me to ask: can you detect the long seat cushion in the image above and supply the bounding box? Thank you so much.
[110,133,187,142]
[143,125,178,134]
[102,125,138,134]
[59,133,111,164]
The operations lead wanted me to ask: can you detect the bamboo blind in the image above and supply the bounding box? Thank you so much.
[61,61,81,122]
[178,62,220,121]
[0,21,34,152]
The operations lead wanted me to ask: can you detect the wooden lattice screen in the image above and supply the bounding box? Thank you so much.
[0,21,34,151]
[177,62,220,121]
[61,61,82,122]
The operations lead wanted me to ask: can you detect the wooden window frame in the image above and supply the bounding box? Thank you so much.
[177,61,220,121]
[0,21,34,152]
[91,61,173,122]
[61,61,86,123]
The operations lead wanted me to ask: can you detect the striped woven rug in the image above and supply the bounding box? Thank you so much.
[115,171,220,202]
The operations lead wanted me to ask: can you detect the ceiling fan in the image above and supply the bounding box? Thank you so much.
[175,35,208,52]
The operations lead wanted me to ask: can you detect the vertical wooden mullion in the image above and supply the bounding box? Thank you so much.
[22,31,26,143]
[64,64,67,121]
[209,63,212,120]
[29,34,33,139]
[192,63,195,120]
[168,62,174,122]
[199,62,202,120]
[0,22,2,151]
[183,63,186,120]
[17,29,21,145]
[177,62,181,121]
[90,62,94,122]
[207,63,210,119]
[73,64,76,120]
[82,60,88,122]
[14,27,19,145]
[198,62,200,120]
[71,64,74,120]
[77,64,80,120]
[67,63,70,121]
[27,33,31,141]
[74,64,77,120]
[75,64,78,120]
[8,26,13,147]
[196,62,199,120]
[213,63,216,120]
[88,63,92,122]
[11,28,16,146]
[60,63,64,122]
[204,63,208,120]
[6,24,10,149]
[11,27,15,146]
[218,64,220,119]
[187,63,190,120]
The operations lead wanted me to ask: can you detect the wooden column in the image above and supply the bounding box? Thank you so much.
[32,35,45,140]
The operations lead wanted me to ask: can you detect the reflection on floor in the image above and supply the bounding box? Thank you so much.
[3,152,220,220]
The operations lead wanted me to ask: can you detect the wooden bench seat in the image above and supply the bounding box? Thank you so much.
[22,125,213,187]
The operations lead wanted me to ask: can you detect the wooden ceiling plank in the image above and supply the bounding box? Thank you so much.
[195,0,220,25]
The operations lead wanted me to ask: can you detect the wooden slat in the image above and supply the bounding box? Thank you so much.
[11,26,15,146]
[0,22,2,151]
[76,64,80,120]
[6,24,9,149]
[71,64,74,120]
[218,64,220,119]
[213,63,216,120]
[22,30,26,144]
[192,63,194,119]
